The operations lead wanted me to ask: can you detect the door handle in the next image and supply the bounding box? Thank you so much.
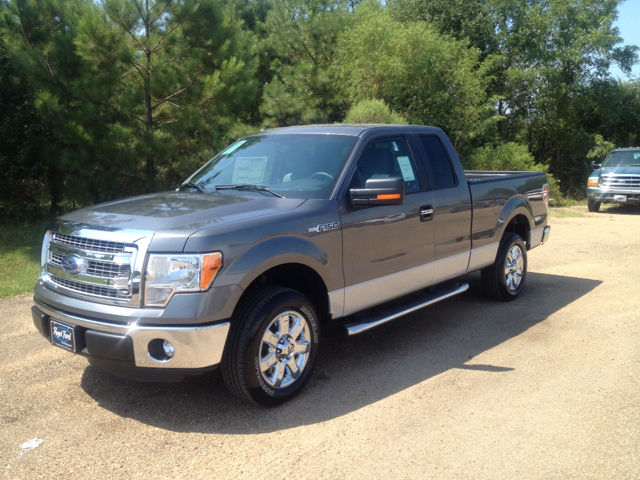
[420,206,433,222]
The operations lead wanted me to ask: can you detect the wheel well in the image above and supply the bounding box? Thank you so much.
[503,214,530,247]
[239,264,330,322]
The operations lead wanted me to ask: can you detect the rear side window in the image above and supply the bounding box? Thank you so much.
[419,136,456,188]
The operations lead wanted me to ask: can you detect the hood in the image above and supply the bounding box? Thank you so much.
[58,191,306,251]
[599,166,640,175]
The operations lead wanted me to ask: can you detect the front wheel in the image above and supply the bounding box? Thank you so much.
[222,287,320,407]
[588,199,601,212]
[481,233,527,301]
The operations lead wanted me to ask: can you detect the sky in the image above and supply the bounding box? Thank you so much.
[609,0,640,79]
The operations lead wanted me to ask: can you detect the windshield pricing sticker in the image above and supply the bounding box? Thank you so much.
[396,156,416,182]
[232,157,269,184]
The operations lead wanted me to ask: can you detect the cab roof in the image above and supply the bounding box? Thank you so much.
[254,124,443,137]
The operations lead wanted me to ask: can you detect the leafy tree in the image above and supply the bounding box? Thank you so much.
[334,4,491,152]
[343,99,406,124]
[389,0,496,57]
[577,79,640,149]
[464,143,542,171]
[504,0,637,191]
[465,142,562,201]
[586,135,616,161]
[390,0,639,195]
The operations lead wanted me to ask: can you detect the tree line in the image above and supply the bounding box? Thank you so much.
[0,0,638,220]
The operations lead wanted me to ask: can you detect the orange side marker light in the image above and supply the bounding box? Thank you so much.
[201,253,222,290]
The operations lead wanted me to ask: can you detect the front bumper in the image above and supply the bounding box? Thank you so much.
[588,188,640,205]
[33,297,230,381]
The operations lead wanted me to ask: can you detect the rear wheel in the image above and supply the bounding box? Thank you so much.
[588,199,601,212]
[222,287,320,407]
[481,233,527,302]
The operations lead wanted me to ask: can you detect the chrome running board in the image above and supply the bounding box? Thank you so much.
[343,283,469,336]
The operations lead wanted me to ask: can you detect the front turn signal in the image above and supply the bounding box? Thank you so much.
[587,178,598,187]
[201,253,222,290]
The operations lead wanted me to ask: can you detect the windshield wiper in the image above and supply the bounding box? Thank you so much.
[177,182,206,193]
[214,184,284,198]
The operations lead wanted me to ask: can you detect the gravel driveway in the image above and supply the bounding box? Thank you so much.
[2,205,639,479]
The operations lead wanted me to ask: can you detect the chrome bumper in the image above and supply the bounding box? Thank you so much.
[541,225,551,245]
[34,297,230,369]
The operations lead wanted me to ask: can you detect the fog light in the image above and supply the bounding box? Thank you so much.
[148,338,175,362]
[163,340,175,358]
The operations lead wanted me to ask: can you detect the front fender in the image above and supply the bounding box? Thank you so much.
[216,234,339,292]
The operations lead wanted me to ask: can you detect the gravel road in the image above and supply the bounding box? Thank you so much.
[2,205,640,479]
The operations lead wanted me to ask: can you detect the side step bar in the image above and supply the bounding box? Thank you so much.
[343,283,469,336]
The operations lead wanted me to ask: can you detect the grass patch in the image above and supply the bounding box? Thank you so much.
[550,198,588,207]
[548,208,584,217]
[0,222,49,297]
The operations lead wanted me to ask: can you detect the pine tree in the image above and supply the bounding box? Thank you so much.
[259,0,351,126]
[1,0,95,214]
[76,0,259,191]
[0,33,48,219]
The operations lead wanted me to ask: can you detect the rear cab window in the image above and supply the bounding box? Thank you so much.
[419,136,457,189]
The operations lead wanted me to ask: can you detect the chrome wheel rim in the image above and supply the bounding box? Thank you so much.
[504,245,524,292]
[259,310,311,389]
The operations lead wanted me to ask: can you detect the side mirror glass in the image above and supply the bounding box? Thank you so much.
[350,177,405,207]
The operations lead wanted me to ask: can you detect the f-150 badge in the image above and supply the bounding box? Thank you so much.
[308,222,339,233]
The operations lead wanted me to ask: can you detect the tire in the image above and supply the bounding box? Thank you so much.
[481,233,527,302]
[221,287,320,407]
[588,199,601,212]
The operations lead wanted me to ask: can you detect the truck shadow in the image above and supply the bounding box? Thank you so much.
[601,205,640,215]
[80,271,601,434]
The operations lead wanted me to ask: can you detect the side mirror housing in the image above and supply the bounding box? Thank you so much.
[590,160,601,171]
[350,177,405,207]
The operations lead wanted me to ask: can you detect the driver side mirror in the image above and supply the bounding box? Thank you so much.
[590,160,601,171]
[350,177,405,207]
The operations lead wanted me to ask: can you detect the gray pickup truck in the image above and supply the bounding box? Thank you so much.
[32,124,550,407]
[587,147,640,212]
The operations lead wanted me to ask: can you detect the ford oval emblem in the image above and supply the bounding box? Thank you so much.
[61,256,89,275]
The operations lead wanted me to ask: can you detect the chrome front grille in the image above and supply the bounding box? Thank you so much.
[49,251,131,278]
[41,224,153,307]
[600,175,640,189]
[52,233,127,254]
[50,275,120,298]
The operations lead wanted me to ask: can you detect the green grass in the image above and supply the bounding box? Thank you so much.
[549,198,588,207]
[548,208,584,217]
[0,222,49,297]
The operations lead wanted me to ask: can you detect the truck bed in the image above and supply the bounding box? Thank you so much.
[464,170,548,253]
[464,170,545,183]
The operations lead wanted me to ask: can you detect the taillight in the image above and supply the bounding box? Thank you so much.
[543,184,549,210]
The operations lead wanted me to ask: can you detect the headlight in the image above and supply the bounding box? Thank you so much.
[41,230,54,274]
[587,176,599,187]
[144,253,222,307]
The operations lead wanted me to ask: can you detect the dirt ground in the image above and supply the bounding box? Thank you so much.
[1,204,639,479]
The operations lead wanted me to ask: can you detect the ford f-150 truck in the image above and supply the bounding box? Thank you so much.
[587,147,640,212]
[32,124,551,407]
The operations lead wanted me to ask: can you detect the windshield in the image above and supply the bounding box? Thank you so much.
[187,134,358,199]
[602,150,640,168]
